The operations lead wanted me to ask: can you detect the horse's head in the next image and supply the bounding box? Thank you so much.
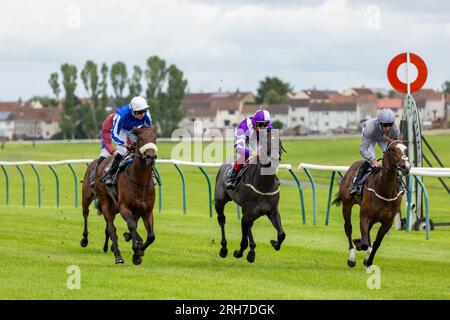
[131,126,158,166]
[383,136,410,175]
[258,128,285,169]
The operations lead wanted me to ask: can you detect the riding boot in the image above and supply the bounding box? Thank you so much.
[104,154,123,186]
[225,169,239,190]
[349,162,370,196]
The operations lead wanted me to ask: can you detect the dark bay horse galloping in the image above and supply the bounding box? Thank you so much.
[214,131,285,263]
[333,136,410,268]
[80,127,158,265]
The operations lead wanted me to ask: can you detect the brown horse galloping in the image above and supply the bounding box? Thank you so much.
[333,136,410,268]
[80,127,158,265]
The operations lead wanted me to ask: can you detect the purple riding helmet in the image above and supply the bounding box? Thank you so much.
[252,109,272,130]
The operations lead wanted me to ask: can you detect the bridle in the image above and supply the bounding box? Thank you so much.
[365,139,408,202]
[383,140,408,172]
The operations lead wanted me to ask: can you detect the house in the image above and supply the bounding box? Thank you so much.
[0,101,61,140]
[411,89,445,127]
[0,111,14,140]
[309,102,359,133]
[179,91,255,135]
[376,98,403,122]
[343,87,374,96]
[287,98,310,131]
[292,89,337,103]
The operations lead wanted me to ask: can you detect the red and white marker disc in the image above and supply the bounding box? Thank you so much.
[387,52,427,93]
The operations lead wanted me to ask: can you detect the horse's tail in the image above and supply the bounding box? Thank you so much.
[332,193,343,207]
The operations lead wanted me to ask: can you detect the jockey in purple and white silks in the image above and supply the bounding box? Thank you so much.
[225,109,273,190]
[349,108,400,195]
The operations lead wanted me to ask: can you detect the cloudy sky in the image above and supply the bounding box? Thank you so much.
[0,0,449,100]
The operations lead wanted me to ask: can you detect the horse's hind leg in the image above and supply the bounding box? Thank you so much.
[215,199,229,258]
[247,228,256,263]
[80,193,93,248]
[267,208,286,251]
[103,225,109,253]
[365,220,393,267]
[103,203,124,264]
[343,202,356,267]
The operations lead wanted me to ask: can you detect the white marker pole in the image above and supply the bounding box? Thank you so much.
[406,52,411,94]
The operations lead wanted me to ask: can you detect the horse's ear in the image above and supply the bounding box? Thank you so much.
[132,127,141,135]
[384,135,394,143]
[151,122,158,134]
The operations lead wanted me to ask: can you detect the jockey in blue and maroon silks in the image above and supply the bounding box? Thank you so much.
[225,109,273,190]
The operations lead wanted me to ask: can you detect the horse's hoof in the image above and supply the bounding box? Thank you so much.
[123,232,132,242]
[80,239,88,248]
[103,246,108,253]
[270,240,280,251]
[247,251,255,263]
[219,248,228,258]
[353,239,362,251]
[347,259,356,268]
[233,250,243,258]
[132,255,142,265]
[115,257,124,264]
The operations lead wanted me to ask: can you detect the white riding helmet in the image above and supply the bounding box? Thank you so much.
[378,108,395,124]
[130,96,149,112]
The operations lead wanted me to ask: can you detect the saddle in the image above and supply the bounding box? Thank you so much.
[226,164,250,191]
[104,154,134,201]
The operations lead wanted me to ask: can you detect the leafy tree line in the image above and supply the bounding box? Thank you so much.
[48,56,187,138]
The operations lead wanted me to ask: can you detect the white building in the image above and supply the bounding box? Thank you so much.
[0,111,14,140]
[309,102,359,133]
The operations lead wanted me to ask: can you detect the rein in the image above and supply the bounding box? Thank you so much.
[243,183,280,196]
[366,140,407,201]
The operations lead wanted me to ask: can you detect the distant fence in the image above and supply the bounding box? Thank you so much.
[298,163,450,240]
[0,159,306,222]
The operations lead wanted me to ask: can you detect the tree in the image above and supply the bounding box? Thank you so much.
[110,61,128,106]
[60,64,78,139]
[48,72,61,100]
[442,80,450,128]
[256,76,292,104]
[28,95,58,107]
[99,63,109,109]
[128,65,143,99]
[80,60,102,138]
[272,120,284,129]
[145,56,187,137]
[388,89,396,98]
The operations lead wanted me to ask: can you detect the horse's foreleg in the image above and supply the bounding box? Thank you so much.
[355,215,370,251]
[343,202,356,267]
[365,220,393,267]
[267,208,286,251]
[120,206,144,265]
[364,221,375,265]
[246,228,256,263]
[215,200,228,258]
[234,214,252,259]
[142,211,155,251]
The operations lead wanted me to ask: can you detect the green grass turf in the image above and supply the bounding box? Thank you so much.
[0,135,449,299]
